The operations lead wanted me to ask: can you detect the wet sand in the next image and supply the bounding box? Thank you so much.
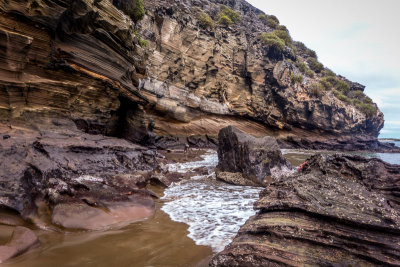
[2,199,213,267]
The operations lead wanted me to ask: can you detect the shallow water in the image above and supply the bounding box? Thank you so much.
[3,200,212,267]
[162,151,262,252]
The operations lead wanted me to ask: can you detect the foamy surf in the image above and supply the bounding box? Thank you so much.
[161,150,262,252]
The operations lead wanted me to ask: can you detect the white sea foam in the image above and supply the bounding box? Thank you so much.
[161,151,262,252]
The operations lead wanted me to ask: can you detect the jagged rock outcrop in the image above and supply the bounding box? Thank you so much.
[211,154,400,266]
[0,121,159,229]
[216,126,294,186]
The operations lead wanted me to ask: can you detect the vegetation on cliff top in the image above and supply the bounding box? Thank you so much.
[218,6,241,26]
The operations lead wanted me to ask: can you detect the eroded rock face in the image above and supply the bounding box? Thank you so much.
[0,122,159,227]
[139,0,384,142]
[211,154,400,266]
[0,0,387,152]
[216,126,294,186]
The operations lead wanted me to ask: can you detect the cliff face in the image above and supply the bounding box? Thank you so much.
[0,0,384,147]
[139,0,384,140]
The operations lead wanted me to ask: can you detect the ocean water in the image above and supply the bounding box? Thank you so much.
[161,150,262,252]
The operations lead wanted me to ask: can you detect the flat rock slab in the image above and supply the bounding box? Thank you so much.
[0,226,38,263]
[51,202,155,231]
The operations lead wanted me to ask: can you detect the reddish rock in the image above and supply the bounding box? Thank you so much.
[0,226,38,263]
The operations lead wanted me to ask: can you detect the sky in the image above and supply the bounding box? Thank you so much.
[247,0,400,138]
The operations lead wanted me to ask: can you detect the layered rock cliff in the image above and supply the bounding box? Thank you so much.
[138,0,384,144]
[0,0,387,150]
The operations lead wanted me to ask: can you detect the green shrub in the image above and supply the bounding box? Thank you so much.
[305,69,314,78]
[134,31,148,48]
[364,96,373,104]
[274,29,292,46]
[356,102,377,117]
[296,61,307,72]
[335,80,351,93]
[319,77,335,90]
[258,14,267,21]
[267,15,279,28]
[307,57,324,73]
[296,61,314,77]
[218,15,233,26]
[113,0,145,22]
[319,76,350,93]
[277,25,288,32]
[199,12,214,28]
[130,0,145,23]
[309,83,325,97]
[294,41,307,51]
[290,73,303,84]
[333,90,351,104]
[218,6,241,25]
[138,38,148,47]
[306,49,317,58]
[322,68,335,77]
[347,90,364,99]
[259,32,285,52]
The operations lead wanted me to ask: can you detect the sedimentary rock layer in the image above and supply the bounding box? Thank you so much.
[211,154,400,266]
[0,0,386,152]
[140,0,384,142]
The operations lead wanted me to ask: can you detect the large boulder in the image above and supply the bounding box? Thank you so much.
[211,154,400,266]
[216,126,294,186]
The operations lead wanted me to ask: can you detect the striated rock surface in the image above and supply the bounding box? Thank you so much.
[216,126,294,186]
[211,154,400,266]
[139,0,384,147]
[0,0,388,151]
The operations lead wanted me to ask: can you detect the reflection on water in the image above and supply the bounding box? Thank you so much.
[3,202,212,267]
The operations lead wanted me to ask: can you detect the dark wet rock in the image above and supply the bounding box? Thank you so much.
[216,126,294,186]
[279,134,400,152]
[0,226,38,263]
[211,154,400,266]
[0,126,160,227]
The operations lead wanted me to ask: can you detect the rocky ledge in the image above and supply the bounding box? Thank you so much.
[211,152,400,266]
[0,121,162,231]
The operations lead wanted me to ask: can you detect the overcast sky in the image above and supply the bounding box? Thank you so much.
[247,0,400,138]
